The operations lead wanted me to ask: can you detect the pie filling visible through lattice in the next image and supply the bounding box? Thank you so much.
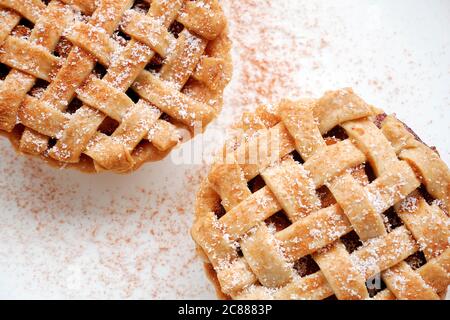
[192,88,450,300]
[0,0,231,173]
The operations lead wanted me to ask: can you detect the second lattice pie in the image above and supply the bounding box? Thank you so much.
[0,0,231,173]
[192,88,450,300]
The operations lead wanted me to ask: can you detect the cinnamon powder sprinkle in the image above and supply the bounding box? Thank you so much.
[0,0,449,299]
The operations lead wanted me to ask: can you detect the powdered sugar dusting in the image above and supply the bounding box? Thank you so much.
[0,146,212,298]
[0,0,449,299]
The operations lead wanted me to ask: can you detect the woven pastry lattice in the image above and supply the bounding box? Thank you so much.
[0,0,231,172]
[193,88,450,300]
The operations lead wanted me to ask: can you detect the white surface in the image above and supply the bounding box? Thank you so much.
[0,0,449,299]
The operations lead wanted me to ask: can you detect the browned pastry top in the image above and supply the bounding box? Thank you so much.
[0,0,231,173]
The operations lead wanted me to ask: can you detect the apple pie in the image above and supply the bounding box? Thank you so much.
[192,88,450,300]
[0,0,231,173]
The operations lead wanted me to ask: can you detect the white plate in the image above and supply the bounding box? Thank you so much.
[0,0,448,299]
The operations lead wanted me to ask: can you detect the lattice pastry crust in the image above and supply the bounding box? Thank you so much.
[0,0,231,173]
[192,88,450,300]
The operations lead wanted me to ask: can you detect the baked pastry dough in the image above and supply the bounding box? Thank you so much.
[0,0,231,172]
[192,88,450,300]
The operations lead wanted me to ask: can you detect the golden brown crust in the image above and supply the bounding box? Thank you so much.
[0,0,232,173]
[193,88,450,300]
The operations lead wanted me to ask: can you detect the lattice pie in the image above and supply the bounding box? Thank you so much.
[0,0,231,173]
[192,88,450,300]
